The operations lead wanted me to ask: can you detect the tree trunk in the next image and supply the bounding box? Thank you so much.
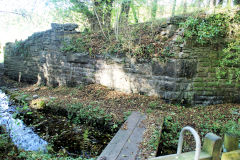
[88,15,100,31]
[91,0,114,31]
[228,0,233,7]
[119,0,131,25]
[172,0,177,16]
[183,0,187,14]
[210,0,216,7]
[218,0,223,6]
[131,1,138,23]
[104,0,114,30]
[151,0,158,20]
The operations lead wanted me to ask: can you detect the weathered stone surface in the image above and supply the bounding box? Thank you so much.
[3,23,240,105]
[152,60,176,77]
[51,23,78,31]
[224,133,239,152]
[66,53,90,63]
[202,133,223,160]
[221,150,240,160]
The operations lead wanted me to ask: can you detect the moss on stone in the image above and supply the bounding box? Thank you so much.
[30,99,47,110]
[193,82,205,88]
[197,67,207,72]
[203,91,213,96]
[204,87,213,91]
[208,68,216,73]
[193,87,204,91]
[193,77,203,82]
[200,62,211,67]
[206,82,219,87]
[222,150,240,160]
[197,72,208,77]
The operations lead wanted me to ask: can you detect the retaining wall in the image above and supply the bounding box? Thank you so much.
[4,23,240,105]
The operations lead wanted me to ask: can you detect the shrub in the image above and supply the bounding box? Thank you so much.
[180,13,230,45]
[222,119,240,136]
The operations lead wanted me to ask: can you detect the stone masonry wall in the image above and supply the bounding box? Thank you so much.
[4,22,240,105]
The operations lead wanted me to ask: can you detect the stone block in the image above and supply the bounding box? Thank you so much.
[197,72,208,77]
[221,150,240,160]
[66,53,90,64]
[199,62,211,67]
[51,23,78,31]
[224,134,239,152]
[193,77,204,82]
[176,59,197,78]
[130,63,152,75]
[152,60,176,77]
[4,22,240,106]
[202,133,223,160]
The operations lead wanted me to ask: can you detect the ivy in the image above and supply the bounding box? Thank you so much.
[181,11,240,84]
[61,37,89,53]
[180,13,230,45]
[217,41,240,83]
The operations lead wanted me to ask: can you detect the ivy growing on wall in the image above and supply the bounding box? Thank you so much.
[181,10,240,83]
[217,41,240,84]
[180,13,230,45]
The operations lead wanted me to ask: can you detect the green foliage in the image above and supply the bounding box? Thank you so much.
[13,40,30,56]
[61,37,89,53]
[0,126,18,159]
[67,103,114,127]
[82,129,90,157]
[180,13,230,45]
[222,120,240,136]
[123,111,132,121]
[10,92,33,115]
[17,151,94,160]
[181,11,240,84]
[148,101,159,109]
[0,127,12,152]
[50,0,114,31]
[149,128,161,150]
[160,116,181,153]
[217,41,240,83]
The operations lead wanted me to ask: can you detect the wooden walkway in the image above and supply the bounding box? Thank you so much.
[97,112,147,160]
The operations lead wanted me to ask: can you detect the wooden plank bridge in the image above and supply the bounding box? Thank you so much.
[97,112,150,160]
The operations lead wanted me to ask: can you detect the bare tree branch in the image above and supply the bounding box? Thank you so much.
[0,10,27,17]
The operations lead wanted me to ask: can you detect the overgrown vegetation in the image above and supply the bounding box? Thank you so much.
[60,20,177,61]
[180,13,230,45]
[180,9,240,84]
[217,41,240,84]
[3,82,238,159]
[2,2,240,159]
[222,119,240,136]
[3,89,120,159]
[158,106,239,156]
[67,103,120,131]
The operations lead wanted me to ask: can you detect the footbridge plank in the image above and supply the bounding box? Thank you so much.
[97,111,147,160]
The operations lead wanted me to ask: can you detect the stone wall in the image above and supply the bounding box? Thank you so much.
[4,23,240,105]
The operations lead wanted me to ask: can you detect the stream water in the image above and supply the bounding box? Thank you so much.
[0,90,48,152]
